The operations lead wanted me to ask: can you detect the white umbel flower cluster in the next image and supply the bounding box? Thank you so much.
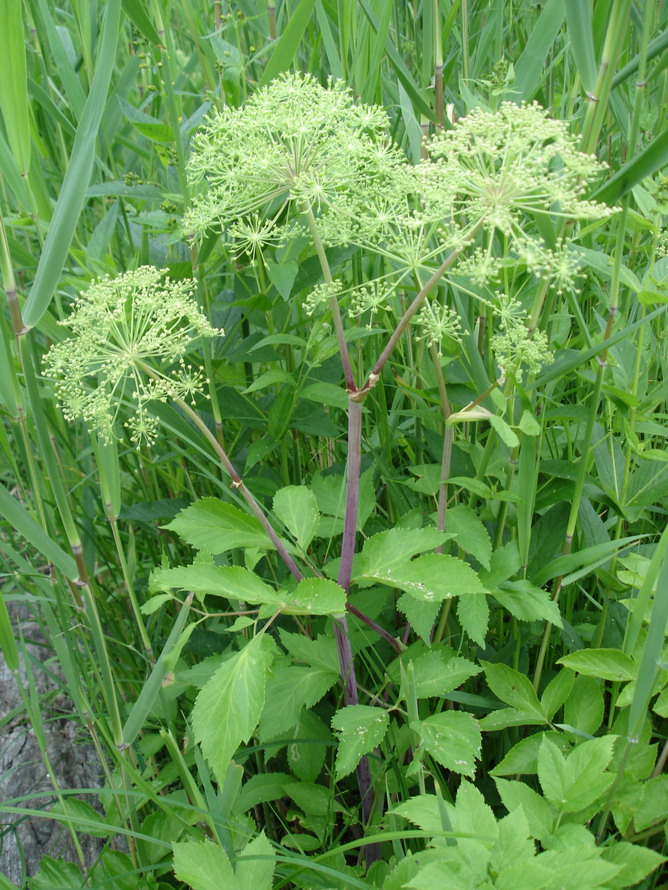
[43,267,222,447]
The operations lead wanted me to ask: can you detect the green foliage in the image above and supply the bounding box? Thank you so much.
[1,1,667,888]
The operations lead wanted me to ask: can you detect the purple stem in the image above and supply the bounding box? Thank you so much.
[174,396,303,582]
[337,400,362,593]
[356,227,483,400]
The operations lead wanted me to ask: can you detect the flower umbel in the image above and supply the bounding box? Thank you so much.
[413,300,464,355]
[183,72,402,243]
[43,267,222,446]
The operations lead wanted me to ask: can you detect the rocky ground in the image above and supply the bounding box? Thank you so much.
[0,603,102,884]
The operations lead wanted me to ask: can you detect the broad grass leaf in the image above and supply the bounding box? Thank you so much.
[236,832,276,890]
[165,499,272,552]
[273,485,319,549]
[192,635,274,786]
[592,129,668,205]
[0,482,78,580]
[412,711,481,778]
[122,594,194,747]
[563,0,597,93]
[172,839,237,890]
[558,648,635,682]
[331,705,389,779]
[0,592,18,671]
[258,0,318,87]
[23,0,122,327]
[0,0,30,175]
[508,0,565,100]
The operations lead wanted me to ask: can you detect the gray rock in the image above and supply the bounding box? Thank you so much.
[0,604,103,884]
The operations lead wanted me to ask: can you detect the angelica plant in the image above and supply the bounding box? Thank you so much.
[43,73,617,870]
[177,74,615,854]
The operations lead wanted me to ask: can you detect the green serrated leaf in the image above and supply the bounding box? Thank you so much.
[361,553,486,601]
[172,839,238,890]
[541,670,575,722]
[258,665,337,741]
[236,832,276,890]
[192,635,274,785]
[282,578,346,615]
[483,662,546,718]
[357,527,451,578]
[396,594,441,643]
[495,778,554,843]
[331,705,389,779]
[563,674,605,736]
[492,581,562,626]
[397,650,482,701]
[150,564,281,606]
[273,485,319,550]
[412,711,481,778]
[457,593,490,646]
[558,649,636,682]
[165,499,272,553]
[446,505,492,570]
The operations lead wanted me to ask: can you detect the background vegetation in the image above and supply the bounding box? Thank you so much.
[1,0,668,887]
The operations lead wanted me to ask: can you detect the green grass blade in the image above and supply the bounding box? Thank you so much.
[0,482,78,580]
[358,0,433,120]
[0,132,32,210]
[612,27,668,88]
[22,0,122,329]
[510,0,565,101]
[121,594,194,747]
[0,591,19,672]
[628,525,668,738]
[315,1,342,79]
[0,0,30,176]
[564,0,598,94]
[34,0,87,119]
[362,0,393,102]
[121,0,161,45]
[258,0,317,87]
[590,128,668,205]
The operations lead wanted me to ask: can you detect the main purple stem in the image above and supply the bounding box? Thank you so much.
[337,400,362,593]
